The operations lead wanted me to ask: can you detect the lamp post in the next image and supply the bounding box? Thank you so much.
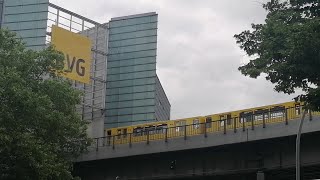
[296,109,307,180]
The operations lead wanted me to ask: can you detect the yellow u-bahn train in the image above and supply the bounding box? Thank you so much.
[104,101,305,145]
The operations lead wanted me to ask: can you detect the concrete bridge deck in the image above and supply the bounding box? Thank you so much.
[77,114,320,162]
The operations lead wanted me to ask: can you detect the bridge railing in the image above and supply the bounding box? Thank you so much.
[90,106,318,151]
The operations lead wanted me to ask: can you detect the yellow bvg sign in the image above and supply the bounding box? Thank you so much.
[51,25,92,84]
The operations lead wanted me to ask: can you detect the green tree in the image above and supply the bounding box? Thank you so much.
[0,29,90,179]
[234,0,320,110]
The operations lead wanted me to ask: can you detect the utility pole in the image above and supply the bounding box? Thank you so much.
[296,109,307,180]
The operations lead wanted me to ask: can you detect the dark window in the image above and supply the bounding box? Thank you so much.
[106,130,111,145]
[240,111,253,123]
[156,124,167,134]
[227,114,232,125]
[206,117,212,128]
[133,127,143,136]
[145,126,156,135]
[123,129,127,138]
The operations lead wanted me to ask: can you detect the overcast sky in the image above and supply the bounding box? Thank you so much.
[51,0,298,119]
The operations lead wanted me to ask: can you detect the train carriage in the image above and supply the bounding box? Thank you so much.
[104,101,303,145]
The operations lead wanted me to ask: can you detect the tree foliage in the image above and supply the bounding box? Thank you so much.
[0,29,90,179]
[234,0,320,110]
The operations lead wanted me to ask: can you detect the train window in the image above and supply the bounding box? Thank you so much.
[133,127,143,136]
[220,116,225,126]
[176,120,186,132]
[227,114,232,125]
[295,104,301,115]
[156,124,167,134]
[145,126,156,135]
[193,119,200,129]
[240,111,253,123]
[220,115,232,126]
[206,117,212,128]
[254,109,268,121]
[123,129,127,138]
[254,114,263,121]
[107,130,111,136]
[270,106,285,118]
[117,129,121,139]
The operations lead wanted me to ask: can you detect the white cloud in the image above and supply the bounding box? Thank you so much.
[50,0,299,119]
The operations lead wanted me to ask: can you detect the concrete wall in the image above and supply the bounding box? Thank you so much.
[74,131,320,180]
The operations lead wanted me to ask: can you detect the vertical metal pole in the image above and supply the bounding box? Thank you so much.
[129,133,132,147]
[224,120,227,134]
[96,138,99,151]
[165,128,168,142]
[147,130,149,145]
[263,112,266,128]
[242,118,245,132]
[184,125,187,140]
[204,123,207,138]
[296,110,307,180]
[251,115,254,130]
[234,117,237,133]
[285,108,288,125]
[112,136,115,150]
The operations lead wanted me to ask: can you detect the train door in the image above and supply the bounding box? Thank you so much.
[220,114,232,129]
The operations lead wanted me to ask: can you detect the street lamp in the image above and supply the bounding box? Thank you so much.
[296,109,307,180]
